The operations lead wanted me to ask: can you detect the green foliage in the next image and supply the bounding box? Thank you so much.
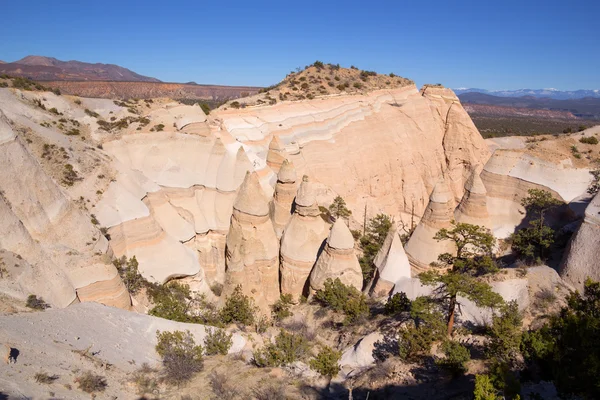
[34,372,59,384]
[220,285,256,326]
[473,374,501,400]
[436,340,471,377]
[359,213,392,283]
[314,278,369,325]
[271,293,294,322]
[521,279,600,398]
[488,361,521,400]
[199,102,211,115]
[203,328,233,356]
[384,292,411,315]
[309,346,342,377]
[512,189,562,263]
[155,330,203,383]
[398,296,446,360]
[84,108,99,118]
[579,136,598,145]
[511,220,555,263]
[328,195,352,220]
[113,255,147,295]
[62,163,80,186]
[26,294,49,310]
[253,329,311,367]
[487,301,522,363]
[149,282,194,322]
[420,221,502,335]
[313,60,325,70]
[230,101,241,109]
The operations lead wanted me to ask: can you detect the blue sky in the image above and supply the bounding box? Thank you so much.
[1,0,598,90]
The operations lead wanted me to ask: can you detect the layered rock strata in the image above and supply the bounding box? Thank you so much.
[405,178,457,270]
[280,176,329,298]
[224,172,280,312]
[454,170,492,230]
[271,159,298,238]
[309,219,363,293]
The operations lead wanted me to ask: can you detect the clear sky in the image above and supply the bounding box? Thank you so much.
[1,0,598,90]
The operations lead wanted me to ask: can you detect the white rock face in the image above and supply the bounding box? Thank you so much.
[370,224,412,297]
[560,191,600,290]
[0,111,129,309]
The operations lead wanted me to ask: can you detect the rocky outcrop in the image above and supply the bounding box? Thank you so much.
[481,149,592,237]
[280,176,329,298]
[271,159,298,238]
[224,172,280,312]
[309,219,363,293]
[0,111,130,309]
[216,87,490,224]
[454,170,492,230]
[266,136,287,174]
[370,224,412,297]
[560,191,600,290]
[405,178,456,270]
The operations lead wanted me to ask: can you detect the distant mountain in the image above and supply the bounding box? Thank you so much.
[459,92,600,120]
[454,87,600,100]
[0,55,160,82]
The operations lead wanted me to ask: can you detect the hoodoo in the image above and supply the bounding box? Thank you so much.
[309,218,363,293]
[454,170,492,230]
[279,175,329,298]
[370,224,412,297]
[405,178,457,270]
[271,159,298,238]
[266,135,287,173]
[223,171,280,311]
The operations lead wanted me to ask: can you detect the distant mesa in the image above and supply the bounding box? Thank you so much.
[0,55,160,82]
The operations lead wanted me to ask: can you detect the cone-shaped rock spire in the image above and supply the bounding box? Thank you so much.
[271,159,298,238]
[454,170,492,229]
[370,224,412,297]
[309,219,363,293]
[224,171,280,312]
[279,175,329,298]
[405,178,456,270]
[266,135,287,173]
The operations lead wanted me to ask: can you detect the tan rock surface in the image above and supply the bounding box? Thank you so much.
[271,159,298,238]
[405,178,457,270]
[309,219,363,293]
[280,176,329,298]
[560,191,600,290]
[224,172,280,312]
[454,170,492,230]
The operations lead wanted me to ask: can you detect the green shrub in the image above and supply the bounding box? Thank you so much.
[313,61,324,70]
[26,294,49,310]
[74,371,107,393]
[579,136,598,145]
[203,328,233,356]
[113,256,147,295]
[398,296,445,360]
[148,282,193,322]
[353,82,363,89]
[271,293,294,322]
[384,292,411,315]
[309,346,341,377]
[359,214,392,283]
[48,107,60,115]
[200,103,211,115]
[314,278,369,325]
[230,101,241,109]
[473,374,500,400]
[156,330,204,383]
[253,329,310,367]
[436,340,470,377]
[220,285,256,326]
[84,109,99,118]
[487,301,522,363]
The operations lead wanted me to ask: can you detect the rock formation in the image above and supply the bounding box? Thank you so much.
[216,86,490,224]
[370,224,412,297]
[0,111,130,309]
[280,176,329,298]
[309,219,363,293]
[454,170,492,230]
[271,159,298,238]
[266,135,287,173]
[560,191,600,290]
[405,178,457,270]
[224,172,280,311]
